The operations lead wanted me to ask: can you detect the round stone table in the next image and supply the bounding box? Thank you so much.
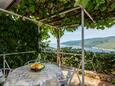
[4,63,63,86]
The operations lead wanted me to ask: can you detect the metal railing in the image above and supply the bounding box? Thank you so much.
[0,51,36,76]
[0,50,82,76]
[0,50,97,85]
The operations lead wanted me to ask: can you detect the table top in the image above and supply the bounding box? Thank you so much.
[4,63,63,86]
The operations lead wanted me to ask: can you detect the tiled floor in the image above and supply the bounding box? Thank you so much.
[62,70,112,86]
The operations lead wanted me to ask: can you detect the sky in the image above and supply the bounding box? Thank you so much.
[48,25,115,44]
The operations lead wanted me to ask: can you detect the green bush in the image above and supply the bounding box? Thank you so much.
[0,47,114,74]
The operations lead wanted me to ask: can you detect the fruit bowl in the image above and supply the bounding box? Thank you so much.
[30,63,45,72]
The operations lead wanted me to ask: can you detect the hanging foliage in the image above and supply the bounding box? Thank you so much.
[0,13,39,53]
[9,0,115,30]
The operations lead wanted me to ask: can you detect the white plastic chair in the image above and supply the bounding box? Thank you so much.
[25,54,42,65]
[0,69,5,84]
[24,60,38,65]
[59,68,75,86]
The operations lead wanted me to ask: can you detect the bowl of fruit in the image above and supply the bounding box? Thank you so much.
[30,63,45,72]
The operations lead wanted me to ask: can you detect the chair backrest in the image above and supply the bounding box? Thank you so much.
[0,69,5,83]
[66,68,75,85]
[24,60,37,65]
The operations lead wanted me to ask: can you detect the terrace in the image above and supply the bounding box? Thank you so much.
[0,0,115,86]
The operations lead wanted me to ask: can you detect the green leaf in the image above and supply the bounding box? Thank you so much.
[111,3,115,10]
[29,5,35,13]
[39,0,46,3]
[79,0,90,7]
[96,0,105,4]
[96,0,105,7]
[100,6,106,11]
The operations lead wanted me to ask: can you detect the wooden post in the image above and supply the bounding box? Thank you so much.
[81,7,85,86]
[56,28,61,67]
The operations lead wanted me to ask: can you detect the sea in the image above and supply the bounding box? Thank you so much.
[50,43,115,53]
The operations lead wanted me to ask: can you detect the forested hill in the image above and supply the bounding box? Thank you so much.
[62,36,115,49]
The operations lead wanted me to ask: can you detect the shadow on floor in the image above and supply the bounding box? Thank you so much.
[70,82,112,86]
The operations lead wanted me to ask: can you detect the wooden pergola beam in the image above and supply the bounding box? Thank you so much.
[44,11,81,25]
[0,0,16,9]
[39,7,81,22]
[39,6,96,25]
[84,9,96,23]
[55,24,79,28]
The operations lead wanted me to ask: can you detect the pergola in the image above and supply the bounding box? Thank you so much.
[0,1,95,86]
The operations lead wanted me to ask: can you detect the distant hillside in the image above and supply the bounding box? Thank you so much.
[62,36,115,49]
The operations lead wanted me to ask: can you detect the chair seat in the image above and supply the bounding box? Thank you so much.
[59,68,75,86]
[59,79,67,84]
[0,69,5,83]
[0,76,5,83]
